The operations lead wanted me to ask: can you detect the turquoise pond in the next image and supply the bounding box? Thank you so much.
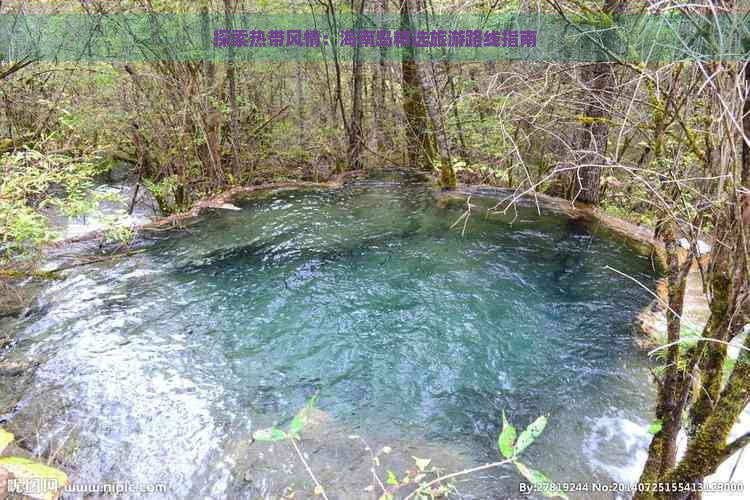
[0,171,660,498]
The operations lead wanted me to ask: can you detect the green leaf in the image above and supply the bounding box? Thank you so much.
[0,429,14,454]
[0,456,68,500]
[647,419,663,435]
[514,461,568,499]
[252,427,288,442]
[288,394,318,438]
[498,411,517,459]
[514,415,547,456]
[288,411,308,436]
[386,470,398,486]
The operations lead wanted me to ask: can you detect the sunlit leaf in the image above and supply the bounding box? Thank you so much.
[0,457,68,500]
[514,461,568,499]
[0,429,14,454]
[647,419,663,435]
[498,411,517,459]
[386,470,398,486]
[514,415,547,455]
[288,413,307,437]
[289,394,318,437]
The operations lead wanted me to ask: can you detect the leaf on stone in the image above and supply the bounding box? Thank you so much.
[0,429,14,454]
[253,427,288,442]
[514,415,547,455]
[288,410,308,437]
[498,411,517,459]
[514,461,568,499]
[0,456,68,500]
[288,394,319,438]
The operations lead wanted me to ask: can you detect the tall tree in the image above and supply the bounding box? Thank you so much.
[569,0,622,205]
[348,0,366,170]
[402,0,455,188]
[373,0,388,153]
[223,0,242,181]
[635,47,750,500]
[400,0,435,170]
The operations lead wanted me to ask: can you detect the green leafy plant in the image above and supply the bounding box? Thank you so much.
[253,398,567,500]
[100,213,135,244]
[0,148,112,261]
[647,419,663,435]
[497,412,568,499]
[252,394,319,443]
[143,175,182,215]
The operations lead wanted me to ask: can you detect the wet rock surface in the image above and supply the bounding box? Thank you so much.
[0,361,34,377]
[0,283,39,319]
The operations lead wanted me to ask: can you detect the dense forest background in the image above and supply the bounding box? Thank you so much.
[1,0,749,498]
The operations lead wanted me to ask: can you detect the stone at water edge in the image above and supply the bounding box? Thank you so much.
[0,284,40,319]
[0,361,34,377]
[218,204,242,211]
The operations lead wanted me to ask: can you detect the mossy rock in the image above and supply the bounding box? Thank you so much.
[0,138,13,154]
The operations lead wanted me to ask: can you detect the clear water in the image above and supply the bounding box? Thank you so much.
[1,171,659,498]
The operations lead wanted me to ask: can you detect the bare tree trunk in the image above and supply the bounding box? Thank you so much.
[224,0,242,182]
[348,0,366,170]
[444,60,467,157]
[572,59,613,205]
[373,0,388,153]
[405,0,455,188]
[297,61,304,152]
[400,0,434,169]
[200,3,225,185]
[570,0,622,205]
